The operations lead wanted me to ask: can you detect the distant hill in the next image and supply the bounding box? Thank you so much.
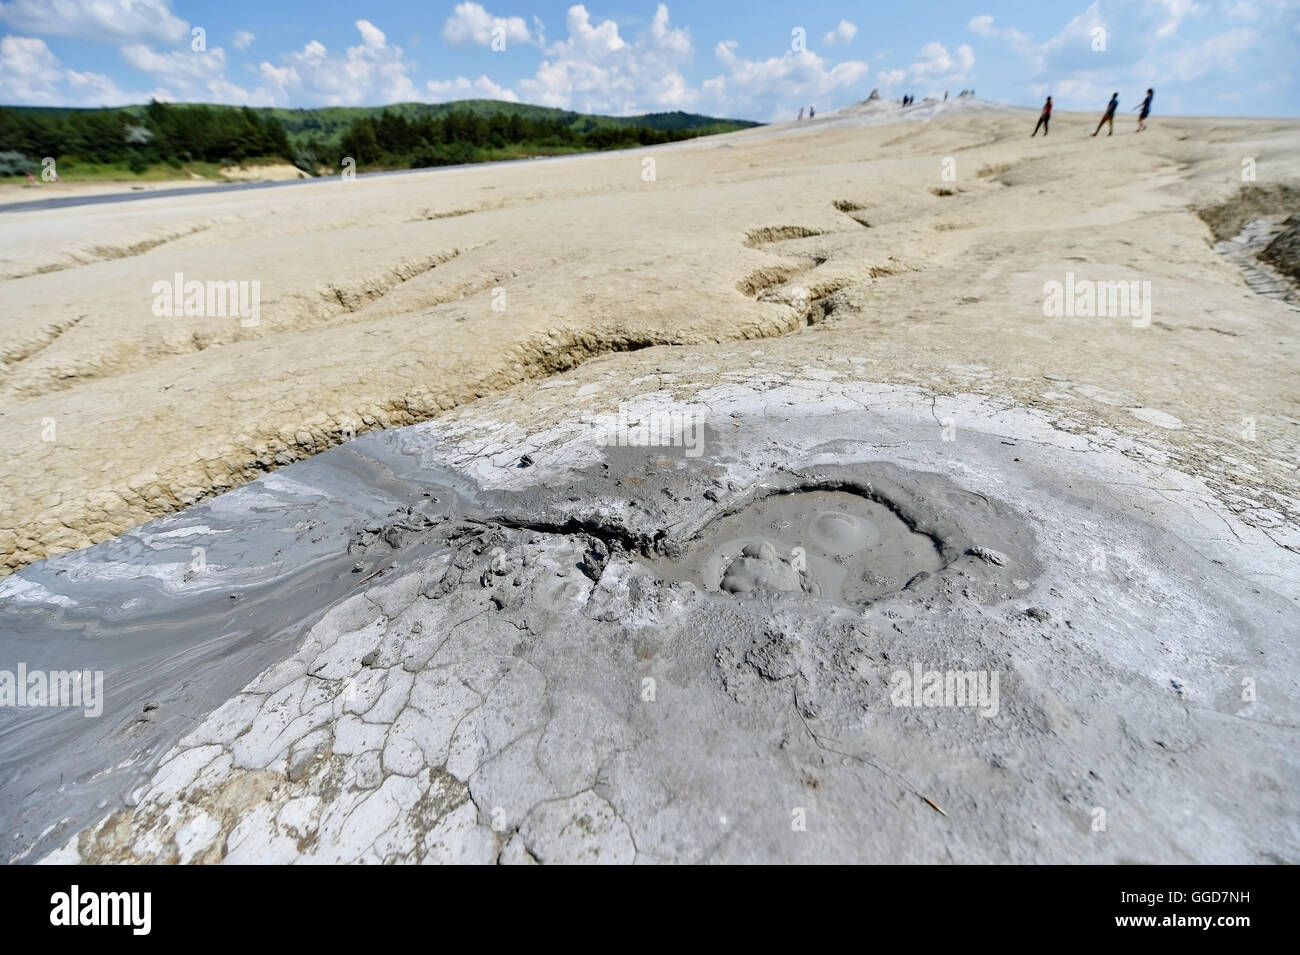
[265,101,757,146]
[4,100,759,148]
[0,99,760,180]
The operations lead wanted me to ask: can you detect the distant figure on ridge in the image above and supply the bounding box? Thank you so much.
[798,107,804,121]
[1032,96,1052,136]
[809,106,815,119]
[1091,92,1120,137]
[1134,88,1154,132]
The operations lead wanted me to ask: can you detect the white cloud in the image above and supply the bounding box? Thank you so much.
[427,74,520,102]
[1162,26,1257,80]
[258,20,417,106]
[967,14,1032,51]
[233,30,255,50]
[0,0,187,45]
[1012,0,1207,75]
[876,68,906,89]
[1153,0,1201,38]
[703,38,870,119]
[823,20,858,46]
[118,43,280,105]
[895,41,975,94]
[441,2,535,47]
[111,18,420,107]
[976,0,1286,111]
[910,41,975,78]
[515,4,696,113]
[357,19,387,48]
[122,43,227,81]
[0,34,132,105]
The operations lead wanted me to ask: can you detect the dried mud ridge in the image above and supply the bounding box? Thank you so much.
[1199,182,1300,305]
[2,222,215,282]
[737,200,903,326]
[4,201,909,576]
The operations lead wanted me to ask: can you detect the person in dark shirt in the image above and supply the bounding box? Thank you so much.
[1032,96,1052,136]
[1135,88,1154,131]
[1091,92,1120,137]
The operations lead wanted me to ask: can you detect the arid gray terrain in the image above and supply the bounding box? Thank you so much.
[2,98,1298,863]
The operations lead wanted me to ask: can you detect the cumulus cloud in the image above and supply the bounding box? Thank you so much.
[873,40,974,96]
[910,41,975,79]
[979,0,1210,78]
[822,20,858,46]
[119,43,286,104]
[703,38,869,119]
[233,30,255,50]
[109,18,420,108]
[514,4,696,113]
[0,34,132,105]
[1161,26,1256,81]
[967,14,1033,52]
[427,74,519,102]
[0,0,188,45]
[256,19,417,106]
[441,2,536,47]
[876,67,906,88]
[973,0,1288,112]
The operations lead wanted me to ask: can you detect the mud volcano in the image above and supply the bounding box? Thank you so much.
[3,381,1297,864]
[652,489,942,603]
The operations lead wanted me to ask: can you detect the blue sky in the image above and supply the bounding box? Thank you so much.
[1,1,1296,119]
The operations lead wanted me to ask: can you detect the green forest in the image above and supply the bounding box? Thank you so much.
[0,100,758,180]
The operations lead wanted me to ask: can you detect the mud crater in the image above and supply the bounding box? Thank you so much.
[652,489,942,603]
[643,463,1038,607]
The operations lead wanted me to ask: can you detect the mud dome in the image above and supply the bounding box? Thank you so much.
[649,476,1013,605]
[1,377,1296,865]
[657,489,940,602]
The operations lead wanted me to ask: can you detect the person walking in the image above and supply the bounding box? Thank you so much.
[798,107,804,121]
[1134,88,1154,131]
[1091,92,1120,136]
[1032,96,1052,136]
[809,106,815,119]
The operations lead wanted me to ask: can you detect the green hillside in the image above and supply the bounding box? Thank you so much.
[264,101,758,147]
[0,100,760,181]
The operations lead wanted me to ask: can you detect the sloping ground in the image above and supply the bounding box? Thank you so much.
[1,103,1298,579]
[1,101,1298,865]
[7,367,1296,863]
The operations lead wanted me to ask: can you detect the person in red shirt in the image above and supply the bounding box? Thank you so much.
[1032,96,1052,137]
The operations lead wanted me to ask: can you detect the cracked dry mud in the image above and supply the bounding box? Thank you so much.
[5,373,1299,864]
[2,100,1299,864]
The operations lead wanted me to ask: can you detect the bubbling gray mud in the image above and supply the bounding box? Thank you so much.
[652,489,943,603]
[1,419,1036,861]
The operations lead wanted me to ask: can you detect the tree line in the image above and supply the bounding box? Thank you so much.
[0,101,721,178]
[331,108,714,170]
[0,101,290,174]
